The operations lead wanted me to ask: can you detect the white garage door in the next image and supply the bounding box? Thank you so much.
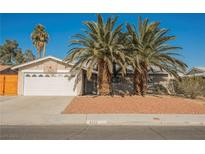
[23,73,78,96]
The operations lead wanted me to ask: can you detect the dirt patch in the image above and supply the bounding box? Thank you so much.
[63,95,205,114]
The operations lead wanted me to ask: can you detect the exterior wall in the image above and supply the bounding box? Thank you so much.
[82,70,97,95]
[73,70,83,95]
[112,74,133,95]
[17,58,83,96]
[17,71,23,95]
[19,59,67,71]
[112,73,172,95]
[149,73,173,87]
[82,72,172,95]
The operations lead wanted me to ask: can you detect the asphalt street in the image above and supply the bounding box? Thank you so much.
[1,125,205,140]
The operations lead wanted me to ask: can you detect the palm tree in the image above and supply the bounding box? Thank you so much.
[126,17,187,95]
[65,14,126,95]
[31,24,49,59]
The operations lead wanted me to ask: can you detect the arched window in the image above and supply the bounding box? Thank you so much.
[32,74,37,77]
[25,74,31,77]
[38,74,43,77]
[45,74,50,77]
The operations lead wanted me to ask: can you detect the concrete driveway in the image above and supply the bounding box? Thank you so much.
[0,96,74,125]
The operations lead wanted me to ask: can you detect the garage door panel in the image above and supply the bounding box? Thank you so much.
[23,73,77,96]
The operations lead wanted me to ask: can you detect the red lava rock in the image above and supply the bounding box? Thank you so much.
[63,95,205,114]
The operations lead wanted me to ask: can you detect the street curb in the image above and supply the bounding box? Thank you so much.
[1,114,205,126]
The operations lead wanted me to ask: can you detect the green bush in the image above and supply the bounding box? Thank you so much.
[173,77,205,99]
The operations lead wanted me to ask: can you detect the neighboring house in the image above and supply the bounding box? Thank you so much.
[12,55,173,96]
[0,65,18,96]
[0,64,17,74]
[186,67,205,78]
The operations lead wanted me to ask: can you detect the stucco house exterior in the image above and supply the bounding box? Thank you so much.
[12,55,174,96]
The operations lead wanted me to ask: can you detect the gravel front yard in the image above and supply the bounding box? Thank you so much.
[63,95,205,114]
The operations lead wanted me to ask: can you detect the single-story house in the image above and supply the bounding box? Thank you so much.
[186,67,205,78]
[12,55,174,96]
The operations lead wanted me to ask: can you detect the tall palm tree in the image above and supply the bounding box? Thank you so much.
[126,17,187,95]
[65,14,126,95]
[31,24,49,59]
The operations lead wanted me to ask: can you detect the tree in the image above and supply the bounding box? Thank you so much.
[24,49,36,62]
[65,14,127,95]
[31,24,49,59]
[0,40,36,65]
[126,17,187,95]
[0,40,19,65]
[15,50,25,65]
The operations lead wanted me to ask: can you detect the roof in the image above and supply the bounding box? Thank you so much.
[194,67,205,71]
[0,64,11,72]
[187,73,205,77]
[126,65,169,74]
[12,56,69,70]
[186,67,205,75]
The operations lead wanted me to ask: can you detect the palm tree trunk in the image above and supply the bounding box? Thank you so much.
[140,65,148,96]
[42,43,46,57]
[37,50,40,59]
[139,75,144,96]
[98,60,111,95]
[143,69,148,94]
[133,69,141,95]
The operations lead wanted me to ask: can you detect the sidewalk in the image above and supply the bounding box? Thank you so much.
[1,114,205,126]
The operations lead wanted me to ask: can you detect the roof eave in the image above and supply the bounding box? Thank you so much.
[12,56,69,70]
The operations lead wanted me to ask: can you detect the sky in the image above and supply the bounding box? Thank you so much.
[0,13,205,68]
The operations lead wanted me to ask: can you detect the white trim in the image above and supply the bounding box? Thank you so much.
[57,70,70,73]
[12,56,68,70]
[22,70,44,73]
[22,69,71,73]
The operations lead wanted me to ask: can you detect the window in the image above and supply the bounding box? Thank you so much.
[39,74,44,77]
[45,74,50,77]
[25,74,31,77]
[32,74,37,77]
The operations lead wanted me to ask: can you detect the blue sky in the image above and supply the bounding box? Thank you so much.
[0,13,205,68]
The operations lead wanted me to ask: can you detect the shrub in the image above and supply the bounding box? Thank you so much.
[152,84,169,95]
[173,76,205,99]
